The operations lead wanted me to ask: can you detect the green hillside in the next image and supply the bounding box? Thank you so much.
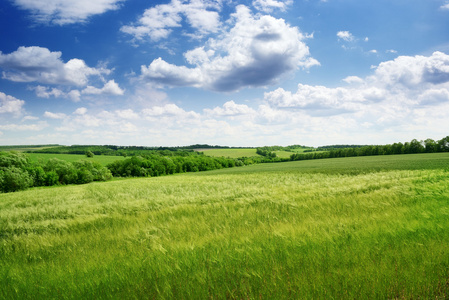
[1,153,448,299]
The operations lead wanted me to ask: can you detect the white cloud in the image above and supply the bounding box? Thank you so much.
[140,5,318,92]
[141,58,204,88]
[114,109,139,120]
[67,90,81,102]
[440,2,449,10]
[0,92,25,115]
[31,86,83,102]
[342,76,364,84]
[74,107,88,115]
[265,52,449,119]
[12,0,125,25]
[252,0,293,12]
[0,121,48,131]
[370,51,449,89]
[204,100,255,117]
[337,31,355,42]
[22,116,39,121]
[82,80,125,95]
[0,46,110,86]
[121,0,222,42]
[142,104,200,119]
[7,50,446,147]
[44,111,67,119]
[264,84,365,116]
[32,86,65,98]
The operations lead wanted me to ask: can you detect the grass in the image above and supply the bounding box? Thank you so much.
[27,153,126,166]
[200,147,324,159]
[199,148,259,158]
[1,153,449,299]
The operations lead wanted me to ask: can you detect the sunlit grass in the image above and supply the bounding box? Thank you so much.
[1,153,449,298]
[199,148,258,158]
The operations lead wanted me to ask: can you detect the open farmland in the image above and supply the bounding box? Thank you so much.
[200,147,321,159]
[198,148,259,158]
[1,153,449,299]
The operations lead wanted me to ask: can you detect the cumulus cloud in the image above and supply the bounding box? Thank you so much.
[343,76,364,84]
[32,86,65,98]
[12,51,448,146]
[204,100,255,117]
[252,0,293,12]
[44,111,67,119]
[23,50,449,146]
[82,80,125,95]
[74,107,88,115]
[337,31,355,42]
[12,0,125,25]
[266,51,449,118]
[370,51,449,88]
[121,0,221,42]
[0,92,25,116]
[141,58,204,88]
[114,109,139,120]
[142,104,200,119]
[140,5,318,92]
[0,46,110,86]
[264,85,364,116]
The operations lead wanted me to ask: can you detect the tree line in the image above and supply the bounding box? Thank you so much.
[290,137,449,161]
[107,155,241,178]
[27,145,198,157]
[0,151,112,193]
[0,151,241,193]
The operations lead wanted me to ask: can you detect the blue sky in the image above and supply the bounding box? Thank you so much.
[1,0,449,147]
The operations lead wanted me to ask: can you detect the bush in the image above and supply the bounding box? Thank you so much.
[77,169,94,184]
[45,171,59,186]
[0,167,33,193]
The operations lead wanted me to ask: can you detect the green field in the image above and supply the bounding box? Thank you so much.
[273,150,294,158]
[27,153,126,166]
[200,147,319,159]
[1,153,449,298]
[199,148,259,158]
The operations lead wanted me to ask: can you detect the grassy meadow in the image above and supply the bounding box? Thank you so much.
[198,148,259,158]
[200,147,321,159]
[1,153,449,299]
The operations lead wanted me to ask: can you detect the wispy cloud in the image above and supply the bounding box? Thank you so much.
[11,0,125,25]
[252,0,293,12]
[440,2,449,10]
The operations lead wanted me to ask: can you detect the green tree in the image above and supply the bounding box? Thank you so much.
[424,139,438,153]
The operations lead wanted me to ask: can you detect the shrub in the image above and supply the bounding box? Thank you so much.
[0,167,33,193]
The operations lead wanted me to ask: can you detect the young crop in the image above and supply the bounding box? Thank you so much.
[1,154,448,298]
